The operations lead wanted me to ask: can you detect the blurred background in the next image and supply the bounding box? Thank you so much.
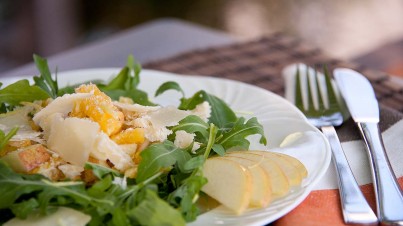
[1,0,403,76]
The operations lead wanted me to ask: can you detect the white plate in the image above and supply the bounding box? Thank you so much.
[2,68,331,226]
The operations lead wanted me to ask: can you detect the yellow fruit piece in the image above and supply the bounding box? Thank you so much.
[71,84,124,136]
[111,128,145,145]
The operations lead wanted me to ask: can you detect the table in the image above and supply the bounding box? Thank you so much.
[2,18,403,226]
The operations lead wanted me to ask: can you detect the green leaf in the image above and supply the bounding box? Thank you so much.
[112,207,130,226]
[10,198,39,219]
[218,117,267,150]
[0,103,6,114]
[169,115,209,141]
[0,80,49,106]
[167,174,207,222]
[212,144,225,156]
[85,162,122,179]
[87,175,113,199]
[0,127,19,154]
[155,81,185,98]
[183,156,205,171]
[100,67,130,91]
[99,56,141,92]
[136,141,191,183]
[126,55,141,89]
[33,54,58,98]
[179,90,237,128]
[129,189,185,226]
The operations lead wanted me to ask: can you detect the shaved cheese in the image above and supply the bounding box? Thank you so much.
[174,130,195,149]
[0,105,34,130]
[131,116,172,142]
[58,164,84,179]
[47,115,100,166]
[10,131,43,144]
[40,113,64,140]
[119,144,138,156]
[33,93,91,126]
[191,101,211,122]
[0,105,43,143]
[92,133,134,171]
[112,176,127,190]
[129,105,210,142]
[113,102,160,114]
[149,106,189,128]
[129,106,189,142]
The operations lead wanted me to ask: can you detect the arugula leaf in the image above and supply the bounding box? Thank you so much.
[126,54,141,89]
[0,127,19,154]
[167,124,216,221]
[169,115,209,142]
[0,104,6,114]
[136,141,191,183]
[0,80,49,107]
[0,161,177,225]
[85,162,122,179]
[99,67,130,91]
[10,198,39,219]
[129,189,185,226]
[183,156,205,171]
[33,54,58,98]
[218,117,267,150]
[167,173,206,222]
[212,144,225,156]
[155,81,185,97]
[97,56,155,105]
[179,90,237,128]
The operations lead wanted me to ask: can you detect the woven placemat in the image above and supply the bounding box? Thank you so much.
[144,34,403,113]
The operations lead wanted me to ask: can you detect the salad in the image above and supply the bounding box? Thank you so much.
[0,55,267,225]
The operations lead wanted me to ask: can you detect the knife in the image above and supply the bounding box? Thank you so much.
[334,68,403,225]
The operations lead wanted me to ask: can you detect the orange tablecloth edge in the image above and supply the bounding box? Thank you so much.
[274,177,403,226]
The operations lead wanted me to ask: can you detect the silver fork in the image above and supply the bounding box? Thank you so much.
[294,65,378,224]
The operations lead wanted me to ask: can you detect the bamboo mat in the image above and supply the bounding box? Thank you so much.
[144,34,403,113]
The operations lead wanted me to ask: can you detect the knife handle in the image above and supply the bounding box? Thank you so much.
[358,122,403,225]
[321,126,378,224]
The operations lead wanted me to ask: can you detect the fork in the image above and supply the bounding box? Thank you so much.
[294,65,378,224]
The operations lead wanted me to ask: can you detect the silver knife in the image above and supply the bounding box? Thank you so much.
[334,68,403,225]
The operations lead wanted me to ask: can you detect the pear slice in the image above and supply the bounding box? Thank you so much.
[258,151,308,178]
[229,151,302,187]
[225,156,272,208]
[227,152,290,198]
[251,152,302,186]
[202,157,252,214]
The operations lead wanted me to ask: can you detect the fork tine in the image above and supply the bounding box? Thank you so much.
[306,65,315,112]
[314,66,326,111]
[294,65,304,111]
[323,65,339,111]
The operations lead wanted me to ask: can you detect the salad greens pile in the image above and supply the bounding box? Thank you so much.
[0,55,267,225]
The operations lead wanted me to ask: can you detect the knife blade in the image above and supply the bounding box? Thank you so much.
[334,68,403,225]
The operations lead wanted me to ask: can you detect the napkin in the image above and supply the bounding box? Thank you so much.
[277,68,403,226]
